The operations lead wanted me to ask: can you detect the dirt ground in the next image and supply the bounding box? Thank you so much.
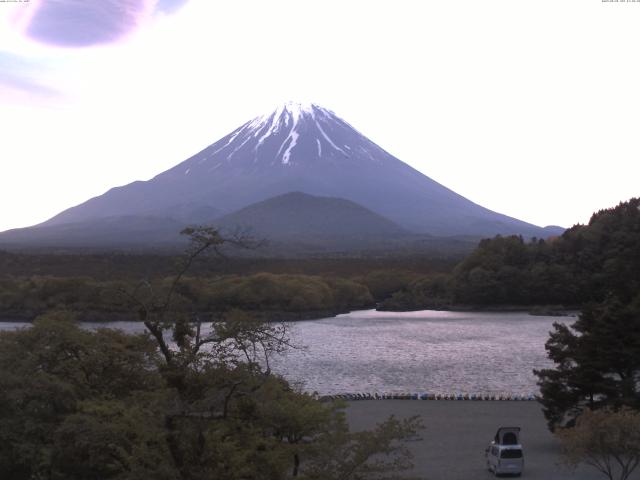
[345,400,637,480]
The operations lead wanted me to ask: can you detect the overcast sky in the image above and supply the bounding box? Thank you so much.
[1,0,638,233]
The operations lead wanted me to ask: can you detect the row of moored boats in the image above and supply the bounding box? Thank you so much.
[319,392,537,401]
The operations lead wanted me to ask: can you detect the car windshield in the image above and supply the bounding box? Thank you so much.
[500,449,523,459]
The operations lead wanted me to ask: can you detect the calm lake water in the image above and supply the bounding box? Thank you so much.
[0,309,573,395]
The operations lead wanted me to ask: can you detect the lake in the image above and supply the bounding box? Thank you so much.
[0,309,573,395]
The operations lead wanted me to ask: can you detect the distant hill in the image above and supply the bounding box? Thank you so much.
[0,193,479,255]
[216,192,406,242]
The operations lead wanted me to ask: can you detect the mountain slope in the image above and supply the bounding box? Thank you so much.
[0,215,189,249]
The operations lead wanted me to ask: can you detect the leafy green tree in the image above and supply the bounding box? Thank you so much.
[379,274,451,311]
[0,312,173,480]
[357,270,421,302]
[52,399,177,480]
[557,408,640,480]
[301,415,421,480]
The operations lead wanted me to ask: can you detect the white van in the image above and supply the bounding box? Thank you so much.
[485,427,524,477]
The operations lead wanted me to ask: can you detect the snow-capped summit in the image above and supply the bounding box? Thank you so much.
[252,101,319,124]
[175,101,385,169]
[247,101,332,132]
[33,102,562,239]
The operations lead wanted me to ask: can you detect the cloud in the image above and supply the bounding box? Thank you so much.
[24,0,154,47]
[156,0,190,15]
[0,72,60,99]
[0,51,61,100]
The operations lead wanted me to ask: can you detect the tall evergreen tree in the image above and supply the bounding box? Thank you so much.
[535,294,640,430]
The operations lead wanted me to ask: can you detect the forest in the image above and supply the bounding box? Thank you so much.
[1,198,638,321]
[381,198,640,311]
[0,253,454,322]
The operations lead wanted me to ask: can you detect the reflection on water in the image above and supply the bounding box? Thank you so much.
[0,309,572,395]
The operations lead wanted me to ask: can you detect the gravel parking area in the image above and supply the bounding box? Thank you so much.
[346,400,636,480]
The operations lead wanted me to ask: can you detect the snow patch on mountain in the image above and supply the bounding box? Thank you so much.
[315,117,346,156]
[279,130,299,165]
[227,133,253,161]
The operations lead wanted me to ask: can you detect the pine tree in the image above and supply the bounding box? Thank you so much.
[535,294,640,431]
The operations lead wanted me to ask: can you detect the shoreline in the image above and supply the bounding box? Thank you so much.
[377,304,579,316]
[0,304,579,324]
[0,307,353,324]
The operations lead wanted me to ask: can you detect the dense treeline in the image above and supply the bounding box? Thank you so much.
[454,197,639,305]
[0,273,376,322]
[382,198,640,310]
[0,251,458,320]
[0,250,458,280]
[173,273,375,319]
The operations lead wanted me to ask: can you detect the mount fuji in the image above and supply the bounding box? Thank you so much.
[1,102,562,250]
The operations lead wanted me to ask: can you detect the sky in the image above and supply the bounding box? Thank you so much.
[0,0,638,233]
